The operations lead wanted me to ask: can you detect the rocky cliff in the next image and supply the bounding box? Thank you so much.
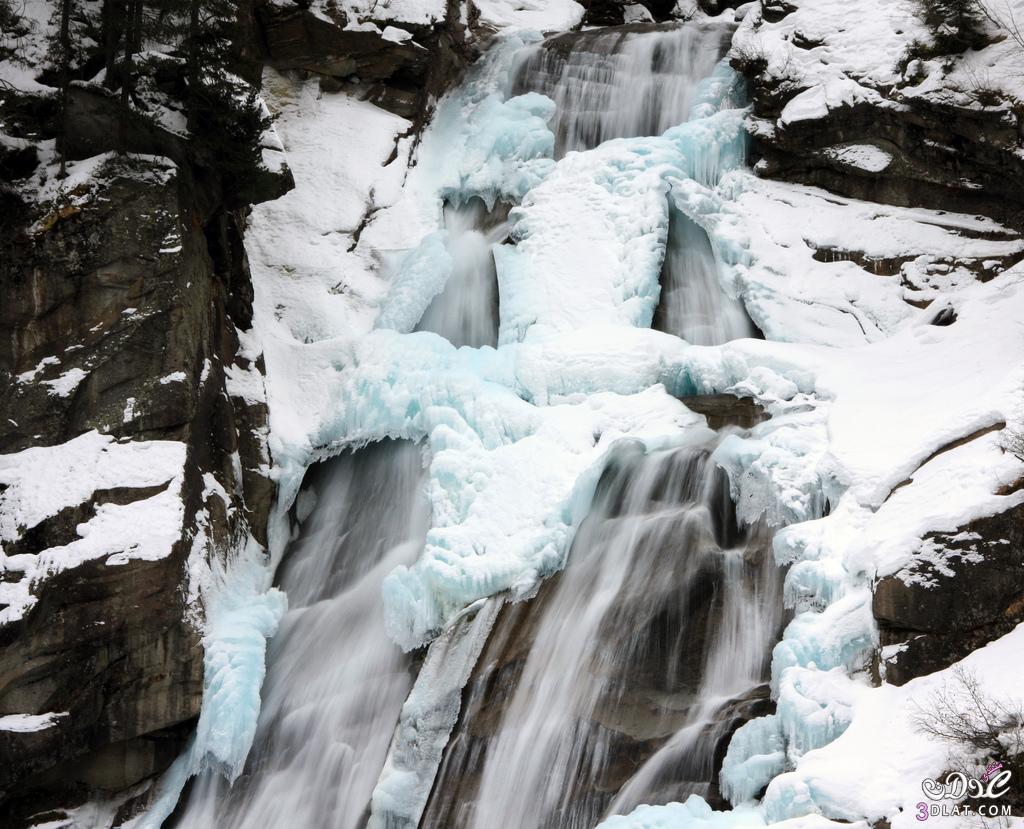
[0,0,475,821]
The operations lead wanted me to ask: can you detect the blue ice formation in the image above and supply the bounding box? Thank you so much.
[127,540,287,829]
[593,796,765,829]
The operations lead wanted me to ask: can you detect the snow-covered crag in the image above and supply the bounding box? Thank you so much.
[0,0,480,822]
[2,0,1024,827]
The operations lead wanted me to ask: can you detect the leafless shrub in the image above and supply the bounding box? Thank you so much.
[914,667,1024,756]
[913,666,1024,813]
[975,0,1024,50]
[1005,425,1024,462]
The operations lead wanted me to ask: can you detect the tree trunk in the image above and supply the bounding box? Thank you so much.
[57,0,72,178]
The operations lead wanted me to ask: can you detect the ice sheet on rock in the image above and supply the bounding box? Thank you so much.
[497,107,747,345]
[127,539,286,829]
[775,667,864,761]
[361,31,552,265]
[380,385,702,650]
[375,233,454,334]
[770,590,877,696]
[762,624,1024,828]
[298,328,714,651]
[720,714,786,806]
[437,91,557,209]
[368,597,503,829]
[191,539,288,783]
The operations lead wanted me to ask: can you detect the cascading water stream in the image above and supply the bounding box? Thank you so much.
[167,20,774,829]
[416,198,508,349]
[421,438,782,829]
[510,21,756,345]
[653,209,757,345]
[414,24,774,826]
[170,442,430,829]
[510,22,735,156]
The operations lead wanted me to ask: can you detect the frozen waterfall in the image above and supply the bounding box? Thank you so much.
[158,16,779,829]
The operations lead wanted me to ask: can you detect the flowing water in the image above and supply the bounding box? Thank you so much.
[171,441,430,829]
[416,198,507,349]
[170,20,777,829]
[511,21,735,156]
[421,439,782,829]
[511,20,756,344]
[653,208,757,345]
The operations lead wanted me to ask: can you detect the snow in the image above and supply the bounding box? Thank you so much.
[0,712,68,732]
[821,144,892,174]
[97,11,1024,826]
[41,367,88,397]
[592,795,861,829]
[730,0,925,134]
[242,70,411,354]
[472,0,585,31]
[779,80,871,126]
[595,797,764,829]
[306,0,446,27]
[673,172,1023,346]
[0,432,188,623]
[732,0,1024,143]
[16,356,60,383]
[760,624,1024,828]
[381,26,414,44]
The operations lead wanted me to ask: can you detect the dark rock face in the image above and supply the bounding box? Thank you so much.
[680,394,769,430]
[873,499,1024,686]
[254,0,476,120]
[0,155,275,822]
[733,22,1024,228]
[749,99,1024,227]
